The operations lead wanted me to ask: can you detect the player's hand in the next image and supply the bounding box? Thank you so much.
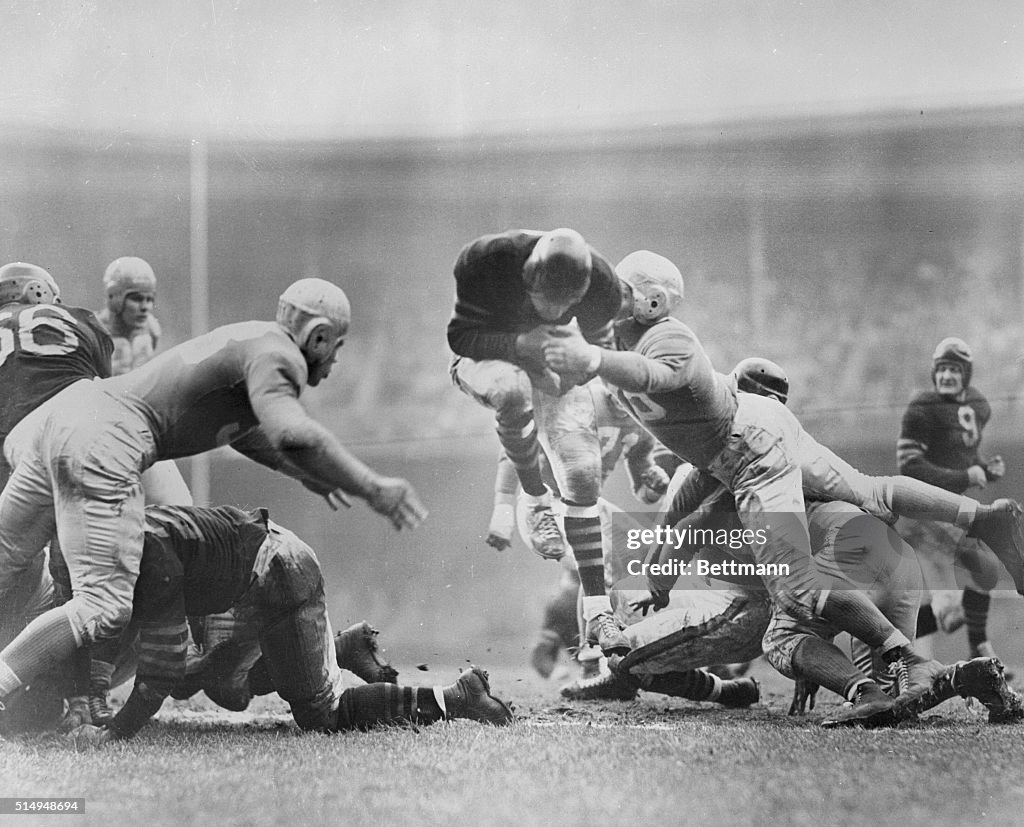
[542,326,599,376]
[67,723,117,747]
[967,465,988,489]
[366,477,428,530]
[630,589,669,616]
[485,503,514,551]
[528,367,564,397]
[515,325,556,368]
[984,455,1006,482]
[635,466,671,504]
[788,677,819,715]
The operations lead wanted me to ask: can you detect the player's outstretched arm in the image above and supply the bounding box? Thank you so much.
[246,397,428,530]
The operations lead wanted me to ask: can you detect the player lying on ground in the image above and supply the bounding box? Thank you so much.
[539,250,1024,700]
[0,504,512,742]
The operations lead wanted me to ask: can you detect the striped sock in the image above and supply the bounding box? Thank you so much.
[495,412,545,496]
[564,512,604,596]
[639,669,717,700]
[962,588,991,652]
[335,684,444,731]
[792,636,871,700]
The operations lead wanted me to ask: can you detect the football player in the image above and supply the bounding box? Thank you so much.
[94,255,192,506]
[64,504,511,742]
[448,229,627,650]
[896,338,1012,669]
[0,262,116,731]
[541,251,1024,714]
[0,277,427,713]
[484,378,669,679]
[579,358,1021,727]
[96,256,161,376]
[0,262,113,491]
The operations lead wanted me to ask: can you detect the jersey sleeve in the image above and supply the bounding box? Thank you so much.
[242,346,307,444]
[447,237,523,363]
[574,254,622,348]
[897,395,971,492]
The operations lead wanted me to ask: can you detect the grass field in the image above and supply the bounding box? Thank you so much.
[5,613,1024,827]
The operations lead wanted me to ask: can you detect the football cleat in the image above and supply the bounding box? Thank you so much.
[58,696,93,733]
[951,657,1024,724]
[560,670,638,702]
[442,667,514,726]
[335,622,399,684]
[524,502,567,561]
[530,629,563,679]
[717,677,761,709]
[585,612,631,658]
[968,500,1024,595]
[821,682,897,729]
[971,641,1015,683]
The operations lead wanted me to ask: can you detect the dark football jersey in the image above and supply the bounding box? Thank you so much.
[447,230,623,364]
[0,302,112,442]
[105,505,271,736]
[139,504,270,617]
[897,387,991,493]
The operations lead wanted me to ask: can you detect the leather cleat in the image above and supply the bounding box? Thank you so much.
[950,657,1024,724]
[523,500,567,561]
[968,499,1024,595]
[560,670,638,702]
[717,676,760,709]
[335,622,399,684]
[442,666,514,726]
[530,629,563,679]
[586,612,631,658]
[821,683,898,729]
[971,641,1015,683]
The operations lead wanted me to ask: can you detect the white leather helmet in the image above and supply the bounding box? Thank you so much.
[615,250,684,324]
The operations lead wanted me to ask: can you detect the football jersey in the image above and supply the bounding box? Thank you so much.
[107,504,271,736]
[897,387,991,493]
[100,320,308,459]
[611,316,737,470]
[97,309,162,375]
[447,230,623,364]
[139,504,270,617]
[0,302,113,443]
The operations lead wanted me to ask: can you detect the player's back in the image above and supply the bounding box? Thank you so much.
[142,504,270,615]
[0,302,113,442]
[101,320,307,460]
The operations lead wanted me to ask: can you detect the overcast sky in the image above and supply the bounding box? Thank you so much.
[1,1,1023,140]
